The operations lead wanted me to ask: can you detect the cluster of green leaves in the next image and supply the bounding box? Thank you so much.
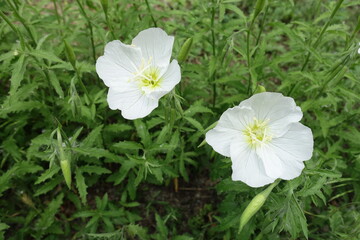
[0,0,359,239]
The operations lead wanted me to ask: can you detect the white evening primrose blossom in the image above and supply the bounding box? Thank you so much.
[206,92,314,188]
[96,28,181,119]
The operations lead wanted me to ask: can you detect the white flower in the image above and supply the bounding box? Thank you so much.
[96,28,181,120]
[358,42,360,54]
[206,92,314,188]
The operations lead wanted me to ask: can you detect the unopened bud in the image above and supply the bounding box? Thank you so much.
[254,85,266,94]
[238,179,279,234]
[60,159,72,189]
[63,39,76,69]
[253,0,267,23]
[177,38,193,64]
[100,0,108,14]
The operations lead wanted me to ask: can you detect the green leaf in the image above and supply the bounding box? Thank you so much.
[73,147,119,161]
[34,175,63,196]
[85,230,122,239]
[113,141,143,150]
[155,214,168,238]
[75,168,88,204]
[104,123,133,133]
[81,125,103,148]
[107,161,136,185]
[48,70,64,98]
[184,117,204,132]
[73,210,96,218]
[10,54,26,94]
[155,124,171,144]
[80,165,111,175]
[28,49,65,63]
[126,224,148,240]
[134,120,151,147]
[35,165,61,185]
[184,104,213,117]
[35,193,64,238]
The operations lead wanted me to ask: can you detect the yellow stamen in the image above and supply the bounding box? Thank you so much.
[243,117,272,148]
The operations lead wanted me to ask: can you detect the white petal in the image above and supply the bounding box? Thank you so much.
[264,122,313,180]
[256,145,284,179]
[206,106,255,157]
[159,60,181,92]
[230,139,276,188]
[271,122,314,162]
[107,86,158,120]
[132,28,174,68]
[122,95,158,120]
[96,40,142,88]
[239,92,303,137]
[217,106,255,131]
[205,128,241,157]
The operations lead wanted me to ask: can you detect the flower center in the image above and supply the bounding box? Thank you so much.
[243,117,272,148]
[139,67,161,89]
[132,58,163,95]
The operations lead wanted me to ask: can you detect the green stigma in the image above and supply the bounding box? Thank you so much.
[243,117,272,148]
[137,67,162,90]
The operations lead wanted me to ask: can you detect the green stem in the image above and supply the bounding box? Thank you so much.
[316,55,350,98]
[246,22,254,95]
[52,0,65,42]
[5,0,37,46]
[104,13,116,40]
[211,1,217,107]
[145,0,157,27]
[255,5,269,47]
[75,0,97,64]
[288,0,344,95]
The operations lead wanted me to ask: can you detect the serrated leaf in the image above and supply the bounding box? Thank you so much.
[35,193,64,236]
[0,222,9,232]
[10,54,26,94]
[48,70,64,98]
[107,161,136,185]
[126,224,148,240]
[35,165,61,185]
[85,230,122,239]
[155,214,168,238]
[28,49,65,63]
[73,210,96,218]
[75,168,87,204]
[184,105,213,117]
[80,165,111,175]
[134,165,144,187]
[104,123,133,132]
[34,175,63,196]
[81,125,103,148]
[155,124,171,144]
[134,120,151,147]
[0,166,18,197]
[184,117,204,132]
[113,141,143,150]
[73,147,119,161]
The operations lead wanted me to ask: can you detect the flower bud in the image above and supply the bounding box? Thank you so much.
[20,192,35,208]
[100,0,108,15]
[253,0,267,23]
[238,179,279,233]
[254,85,266,94]
[177,38,193,64]
[60,159,72,189]
[63,39,76,69]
